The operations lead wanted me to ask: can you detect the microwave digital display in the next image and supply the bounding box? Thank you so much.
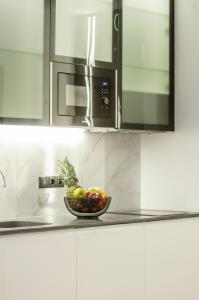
[102,81,109,87]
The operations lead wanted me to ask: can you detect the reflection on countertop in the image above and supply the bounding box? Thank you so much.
[0,209,199,235]
[109,209,190,216]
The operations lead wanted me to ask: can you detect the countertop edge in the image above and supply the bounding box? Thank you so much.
[0,212,199,235]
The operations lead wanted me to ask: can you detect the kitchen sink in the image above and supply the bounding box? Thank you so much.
[0,221,52,228]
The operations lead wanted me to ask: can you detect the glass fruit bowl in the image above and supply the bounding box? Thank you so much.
[64,196,111,218]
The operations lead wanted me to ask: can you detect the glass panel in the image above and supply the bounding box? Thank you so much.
[122,0,170,125]
[58,73,89,117]
[66,84,88,107]
[55,0,113,63]
[0,0,44,119]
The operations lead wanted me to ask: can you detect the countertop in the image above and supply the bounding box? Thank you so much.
[0,209,199,235]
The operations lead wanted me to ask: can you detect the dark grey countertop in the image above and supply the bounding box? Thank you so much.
[0,209,199,235]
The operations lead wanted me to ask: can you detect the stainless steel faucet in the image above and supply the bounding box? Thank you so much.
[0,170,6,187]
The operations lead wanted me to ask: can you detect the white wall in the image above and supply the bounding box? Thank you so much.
[141,0,199,211]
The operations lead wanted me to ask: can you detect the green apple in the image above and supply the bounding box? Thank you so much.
[88,187,106,195]
[73,188,86,200]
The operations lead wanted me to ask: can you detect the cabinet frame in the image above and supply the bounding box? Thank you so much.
[0,0,50,126]
[0,0,174,131]
[117,0,175,131]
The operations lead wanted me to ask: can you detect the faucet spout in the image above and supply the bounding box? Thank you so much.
[0,170,6,187]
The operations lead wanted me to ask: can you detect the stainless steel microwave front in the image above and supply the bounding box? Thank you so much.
[50,63,116,128]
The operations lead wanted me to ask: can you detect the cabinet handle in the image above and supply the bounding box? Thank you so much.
[114,13,119,32]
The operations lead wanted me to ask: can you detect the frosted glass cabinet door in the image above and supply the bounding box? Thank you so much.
[0,0,49,125]
[51,0,118,67]
[120,0,174,130]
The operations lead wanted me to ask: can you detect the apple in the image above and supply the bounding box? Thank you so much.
[88,187,98,193]
[73,188,86,200]
[88,187,107,195]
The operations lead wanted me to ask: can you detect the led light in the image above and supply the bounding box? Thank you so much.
[0,125,85,145]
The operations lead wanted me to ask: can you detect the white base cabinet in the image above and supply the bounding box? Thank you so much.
[0,218,199,300]
[77,224,146,300]
[76,218,199,300]
[0,230,76,300]
[146,218,199,300]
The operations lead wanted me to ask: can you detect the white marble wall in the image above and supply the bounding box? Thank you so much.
[0,126,140,218]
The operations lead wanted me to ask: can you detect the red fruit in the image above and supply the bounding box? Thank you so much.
[82,208,89,213]
[98,194,102,200]
[85,191,91,197]
[101,193,108,202]
[88,192,99,198]
[97,202,104,210]
[92,207,98,212]
[87,192,93,199]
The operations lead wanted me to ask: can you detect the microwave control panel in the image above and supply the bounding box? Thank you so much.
[93,78,112,118]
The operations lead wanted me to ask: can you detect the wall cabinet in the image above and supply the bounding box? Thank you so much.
[118,0,174,130]
[50,0,118,69]
[0,0,174,131]
[50,0,174,131]
[0,0,49,125]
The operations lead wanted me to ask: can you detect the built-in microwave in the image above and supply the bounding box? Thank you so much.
[51,63,116,128]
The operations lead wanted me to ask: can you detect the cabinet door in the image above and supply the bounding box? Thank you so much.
[145,218,199,300]
[0,0,49,125]
[0,230,76,300]
[119,0,174,131]
[77,224,146,300]
[50,0,119,68]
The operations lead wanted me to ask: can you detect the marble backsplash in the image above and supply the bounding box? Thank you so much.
[0,126,140,218]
